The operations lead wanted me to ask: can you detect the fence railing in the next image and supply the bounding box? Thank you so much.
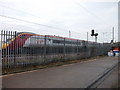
[0,30,112,74]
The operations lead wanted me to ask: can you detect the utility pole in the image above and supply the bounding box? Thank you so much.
[69,30,71,38]
[95,36,97,42]
[112,27,114,43]
[102,32,105,43]
[87,32,88,41]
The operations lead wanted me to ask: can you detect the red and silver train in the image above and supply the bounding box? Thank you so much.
[2,32,87,50]
[2,32,111,58]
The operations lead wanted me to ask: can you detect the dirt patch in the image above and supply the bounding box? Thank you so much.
[2,55,106,75]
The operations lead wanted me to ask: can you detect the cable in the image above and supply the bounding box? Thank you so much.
[71,0,117,28]
[1,1,115,42]
[0,1,98,36]
[0,1,110,40]
[0,14,87,37]
[0,3,41,19]
[1,20,84,40]
[71,0,101,20]
[0,2,52,23]
[0,14,67,30]
[0,1,66,31]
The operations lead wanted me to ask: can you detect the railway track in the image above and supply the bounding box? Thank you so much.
[84,62,119,89]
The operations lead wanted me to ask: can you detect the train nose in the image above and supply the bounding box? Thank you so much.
[2,43,9,49]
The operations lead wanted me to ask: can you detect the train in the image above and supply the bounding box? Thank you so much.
[2,32,104,49]
[2,32,88,49]
[2,31,112,67]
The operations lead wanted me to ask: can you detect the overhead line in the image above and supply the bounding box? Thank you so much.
[0,15,87,36]
[0,3,47,21]
[0,1,92,37]
[72,0,101,20]
[0,15,66,30]
[71,0,116,27]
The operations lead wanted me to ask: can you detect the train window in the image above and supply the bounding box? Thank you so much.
[6,38,12,43]
[20,34,26,39]
[53,40,64,44]
[6,38,11,42]
[65,41,71,44]
[48,39,51,41]
[75,42,77,45]
[53,40,60,43]
[78,42,81,45]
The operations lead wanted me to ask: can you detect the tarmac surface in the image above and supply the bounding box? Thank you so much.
[98,66,118,88]
[2,56,118,88]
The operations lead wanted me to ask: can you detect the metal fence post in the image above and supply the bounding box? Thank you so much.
[14,31,17,67]
[77,40,78,56]
[44,35,46,63]
[0,30,3,74]
[63,38,65,60]
[5,31,8,68]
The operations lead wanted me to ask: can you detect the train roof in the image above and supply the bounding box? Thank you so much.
[17,32,102,43]
[45,35,85,41]
[17,32,84,41]
[17,32,36,35]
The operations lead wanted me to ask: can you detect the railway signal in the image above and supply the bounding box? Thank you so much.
[91,29,98,42]
[91,30,94,36]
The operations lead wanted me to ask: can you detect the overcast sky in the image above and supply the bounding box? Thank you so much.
[0,0,119,43]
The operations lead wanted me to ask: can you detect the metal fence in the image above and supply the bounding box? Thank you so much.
[0,30,112,74]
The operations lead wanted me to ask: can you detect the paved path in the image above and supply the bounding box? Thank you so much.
[2,56,118,88]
